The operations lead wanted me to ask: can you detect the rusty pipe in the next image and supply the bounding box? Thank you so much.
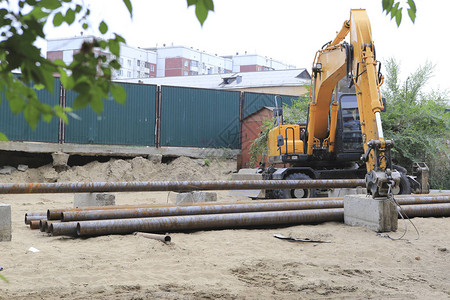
[76,208,344,236]
[60,194,450,222]
[75,203,450,237]
[399,203,450,218]
[25,215,46,225]
[61,199,344,222]
[29,220,41,230]
[47,196,339,220]
[48,193,450,220]
[49,222,78,236]
[0,179,366,194]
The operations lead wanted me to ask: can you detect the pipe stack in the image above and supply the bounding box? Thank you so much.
[23,193,450,237]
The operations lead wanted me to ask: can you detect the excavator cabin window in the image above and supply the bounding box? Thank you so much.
[339,94,363,152]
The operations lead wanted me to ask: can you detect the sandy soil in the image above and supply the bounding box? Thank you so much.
[0,157,449,299]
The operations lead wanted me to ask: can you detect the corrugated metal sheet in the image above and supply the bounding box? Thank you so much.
[243,92,299,118]
[160,86,240,149]
[64,83,156,146]
[0,78,60,142]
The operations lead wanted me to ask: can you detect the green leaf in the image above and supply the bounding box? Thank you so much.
[99,21,108,34]
[59,71,74,90]
[90,95,104,114]
[0,132,8,141]
[187,0,214,26]
[108,40,120,57]
[34,83,45,90]
[24,103,40,130]
[123,0,133,17]
[53,12,63,26]
[40,0,62,10]
[9,97,26,114]
[408,8,416,23]
[111,84,126,105]
[407,0,416,12]
[82,23,88,30]
[65,8,75,25]
[395,8,402,26]
[73,93,90,110]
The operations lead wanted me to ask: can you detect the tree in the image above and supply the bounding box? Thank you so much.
[0,0,413,142]
[381,58,450,189]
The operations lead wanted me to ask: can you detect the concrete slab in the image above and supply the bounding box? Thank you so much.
[0,203,11,241]
[344,194,398,232]
[74,193,116,208]
[0,141,239,159]
[176,192,217,204]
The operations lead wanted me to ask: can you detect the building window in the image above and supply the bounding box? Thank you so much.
[137,71,140,77]
[144,73,149,77]
[150,65,155,72]
[137,60,140,66]
[119,58,123,65]
[128,59,131,67]
[184,60,189,67]
[127,71,131,77]
[119,69,123,76]
[145,62,150,68]
[191,60,198,67]
[184,71,188,76]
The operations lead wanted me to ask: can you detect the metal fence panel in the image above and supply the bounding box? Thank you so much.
[160,86,240,149]
[0,78,60,142]
[243,92,299,118]
[64,83,156,146]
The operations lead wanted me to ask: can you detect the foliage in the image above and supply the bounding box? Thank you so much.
[187,0,214,26]
[382,0,416,26]
[283,95,309,125]
[0,273,8,283]
[381,58,450,189]
[248,118,275,167]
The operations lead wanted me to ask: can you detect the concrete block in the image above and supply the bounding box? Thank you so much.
[52,152,70,168]
[0,166,16,175]
[0,203,11,241]
[176,192,217,204]
[74,193,116,208]
[328,187,366,197]
[17,164,28,172]
[148,154,162,164]
[344,194,398,232]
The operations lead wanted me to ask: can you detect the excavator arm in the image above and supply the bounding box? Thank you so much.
[308,9,400,197]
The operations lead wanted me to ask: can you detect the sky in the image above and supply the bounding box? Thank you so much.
[43,0,450,95]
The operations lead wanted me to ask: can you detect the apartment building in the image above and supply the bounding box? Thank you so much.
[47,36,157,80]
[47,36,296,79]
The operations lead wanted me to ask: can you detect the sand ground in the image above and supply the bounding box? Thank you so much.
[0,157,449,299]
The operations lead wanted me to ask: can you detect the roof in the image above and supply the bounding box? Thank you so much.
[115,69,310,90]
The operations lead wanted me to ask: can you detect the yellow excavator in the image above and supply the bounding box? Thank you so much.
[261,9,429,198]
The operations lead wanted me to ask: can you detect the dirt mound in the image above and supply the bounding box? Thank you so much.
[0,156,236,183]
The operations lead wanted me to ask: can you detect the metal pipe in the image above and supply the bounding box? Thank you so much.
[76,208,344,236]
[47,196,339,220]
[47,193,450,220]
[0,179,366,194]
[25,215,46,225]
[399,203,450,218]
[62,199,344,222]
[29,220,41,230]
[39,219,47,232]
[25,212,46,217]
[133,232,171,242]
[49,222,78,236]
[60,194,450,222]
[75,203,450,237]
